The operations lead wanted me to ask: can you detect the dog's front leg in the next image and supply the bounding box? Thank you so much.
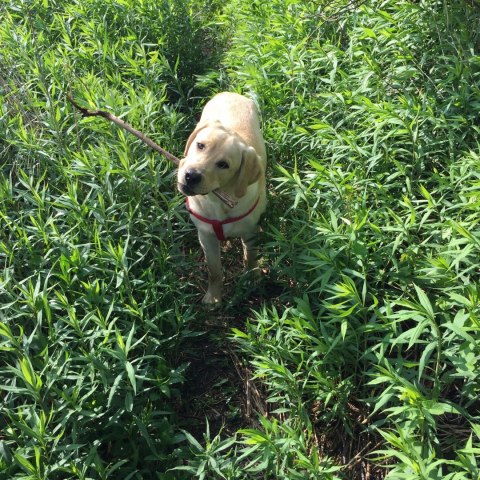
[198,230,223,304]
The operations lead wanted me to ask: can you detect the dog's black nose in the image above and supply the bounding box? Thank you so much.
[185,169,202,187]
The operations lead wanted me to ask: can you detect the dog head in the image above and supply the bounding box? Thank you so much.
[177,121,263,198]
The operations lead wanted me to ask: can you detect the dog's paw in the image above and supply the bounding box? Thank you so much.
[202,290,222,305]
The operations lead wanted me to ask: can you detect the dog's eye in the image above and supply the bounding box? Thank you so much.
[216,160,229,169]
[197,142,206,150]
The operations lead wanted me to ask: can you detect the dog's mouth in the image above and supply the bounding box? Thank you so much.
[178,183,213,197]
[179,183,212,196]
[177,183,196,196]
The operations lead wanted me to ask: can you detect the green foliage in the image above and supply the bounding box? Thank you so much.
[187,0,480,478]
[1,0,480,478]
[0,0,223,477]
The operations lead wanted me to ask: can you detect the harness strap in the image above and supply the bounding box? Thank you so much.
[186,196,260,242]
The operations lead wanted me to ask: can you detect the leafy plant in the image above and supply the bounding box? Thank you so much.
[184,0,480,478]
[1,0,480,478]
[0,0,224,478]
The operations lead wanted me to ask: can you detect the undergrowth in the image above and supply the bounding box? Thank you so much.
[188,0,480,478]
[0,0,223,478]
[1,0,479,479]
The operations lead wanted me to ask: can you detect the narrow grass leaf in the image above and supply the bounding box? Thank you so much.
[125,361,136,395]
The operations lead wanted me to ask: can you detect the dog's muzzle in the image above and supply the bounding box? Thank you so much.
[184,168,202,188]
[178,183,195,196]
[178,168,203,196]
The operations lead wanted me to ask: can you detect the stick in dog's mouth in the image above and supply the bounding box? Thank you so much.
[67,95,237,208]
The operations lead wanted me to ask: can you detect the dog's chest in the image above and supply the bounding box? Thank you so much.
[188,190,265,240]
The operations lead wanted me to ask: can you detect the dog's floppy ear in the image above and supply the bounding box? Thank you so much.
[235,146,263,198]
[184,122,209,156]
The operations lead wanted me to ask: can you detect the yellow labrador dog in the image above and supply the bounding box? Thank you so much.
[177,92,267,304]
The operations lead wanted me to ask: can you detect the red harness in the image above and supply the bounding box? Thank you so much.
[186,196,260,242]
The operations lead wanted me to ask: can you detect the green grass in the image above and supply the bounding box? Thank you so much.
[1,0,480,479]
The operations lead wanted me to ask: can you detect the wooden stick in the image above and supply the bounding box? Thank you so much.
[67,96,237,208]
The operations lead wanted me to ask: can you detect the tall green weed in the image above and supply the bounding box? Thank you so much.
[1,0,480,478]
[0,0,224,477]
[186,0,480,478]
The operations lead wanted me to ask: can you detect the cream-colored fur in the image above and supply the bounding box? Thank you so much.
[177,92,267,304]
